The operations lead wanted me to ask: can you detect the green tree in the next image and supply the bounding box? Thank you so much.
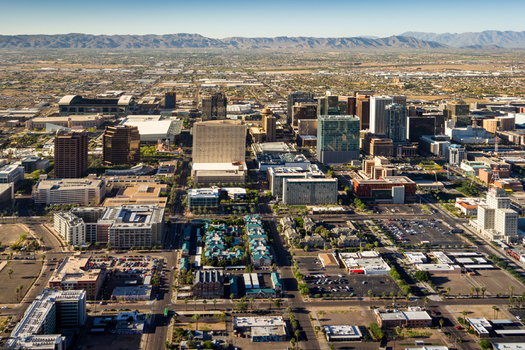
[192,314,201,331]
[479,340,493,350]
[184,298,188,311]
[7,268,12,279]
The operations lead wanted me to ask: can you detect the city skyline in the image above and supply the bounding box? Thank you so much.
[1,0,524,38]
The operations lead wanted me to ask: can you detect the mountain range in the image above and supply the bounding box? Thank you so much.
[0,33,447,50]
[401,30,525,48]
[1,31,524,50]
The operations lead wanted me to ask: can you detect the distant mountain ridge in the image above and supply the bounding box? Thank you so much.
[401,30,525,48]
[0,33,449,50]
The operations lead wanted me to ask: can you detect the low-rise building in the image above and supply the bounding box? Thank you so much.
[466,318,492,338]
[234,316,286,342]
[193,270,223,299]
[0,163,24,184]
[338,252,390,275]
[48,256,103,300]
[54,212,86,246]
[21,156,50,173]
[102,183,168,207]
[282,177,338,206]
[187,188,220,211]
[455,197,484,217]
[375,310,432,328]
[324,325,363,342]
[111,285,152,302]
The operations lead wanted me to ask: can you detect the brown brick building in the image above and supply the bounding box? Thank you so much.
[54,131,88,178]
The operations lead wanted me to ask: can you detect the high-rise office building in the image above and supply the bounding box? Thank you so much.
[317,115,360,164]
[292,102,317,127]
[370,96,393,134]
[103,125,140,165]
[193,120,246,163]
[356,94,371,130]
[384,104,407,143]
[318,95,347,116]
[54,131,88,179]
[448,144,466,166]
[164,91,176,109]
[393,95,407,106]
[446,100,470,127]
[338,96,356,115]
[201,92,227,121]
[407,116,436,143]
[262,107,276,142]
[287,91,314,126]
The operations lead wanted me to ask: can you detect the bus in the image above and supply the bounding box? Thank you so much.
[164,307,169,318]
[451,229,464,234]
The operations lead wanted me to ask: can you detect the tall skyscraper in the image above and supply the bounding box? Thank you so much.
[287,91,314,126]
[385,104,407,143]
[356,94,371,130]
[193,120,246,163]
[407,116,436,143]
[446,100,470,127]
[201,92,227,121]
[317,95,347,116]
[338,96,356,115]
[262,107,276,142]
[292,102,317,128]
[164,91,176,109]
[317,115,360,164]
[103,125,141,165]
[370,96,393,134]
[54,130,88,179]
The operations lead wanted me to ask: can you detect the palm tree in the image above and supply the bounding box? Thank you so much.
[18,285,23,300]
[510,285,515,297]
[439,319,444,329]
[475,287,480,298]
[14,287,19,301]
[470,287,475,298]
[405,295,410,307]
[495,307,500,319]
[193,296,198,311]
[274,298,282,311]
[192,314,201,331]
[212,299,217,311]
[481,287,486,299]
[184,298,188,311]
[493,305,498,319]
[424,297,429,307]
[517,296,523,308]
[462,310,467,324]
[510,296,515,306]
[446,287,451,298]
[7,268,12,279]
[202,299,207,311]
[249,297,254,311]
[268,297,273,310]
[368,290,373,299]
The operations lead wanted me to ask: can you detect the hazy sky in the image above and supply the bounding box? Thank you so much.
[1,0,524,38]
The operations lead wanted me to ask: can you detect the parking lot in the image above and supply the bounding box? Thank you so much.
[378,218,466,247]
[297,257,401,298]
[0,261,42,304]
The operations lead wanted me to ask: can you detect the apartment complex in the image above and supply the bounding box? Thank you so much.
[54,212,86,246]
[7,290,86,350]
[48,256,103,300]
[317,115,360,164]
[103,125,140,165]
[473,187,519,242]
[384,103,407,143]
[54,205,164,248]
[33,177,106,205]
[54,130,88,179]
[369,96,393,134]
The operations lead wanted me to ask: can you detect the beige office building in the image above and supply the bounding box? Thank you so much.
[192,120,246,163]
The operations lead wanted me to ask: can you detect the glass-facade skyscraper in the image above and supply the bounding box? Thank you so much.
[317,115,360,165]
[385,104,407,143]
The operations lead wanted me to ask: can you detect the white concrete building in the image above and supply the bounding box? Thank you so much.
[370,96,393,134]
[54,212,86,246]
[0,163,24,184]
[473,187,519,242]
[32,178,106,205]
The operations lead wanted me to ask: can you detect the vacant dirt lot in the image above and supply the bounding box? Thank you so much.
[0,261,41,304]
[0,224,27,245]
[447,304,512,321]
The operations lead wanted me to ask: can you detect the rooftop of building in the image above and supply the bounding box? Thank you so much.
[49,256,101,284]
[188,188,220,197]
[252,142,292,154]
[35,178,104,191]
[323,325,362,337]
[378,310,431,321]
[99,205,163,225]
[192,162,246,171]
[234,316,285,328]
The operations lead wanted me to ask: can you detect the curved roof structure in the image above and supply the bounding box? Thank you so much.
[58,95,82,105]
